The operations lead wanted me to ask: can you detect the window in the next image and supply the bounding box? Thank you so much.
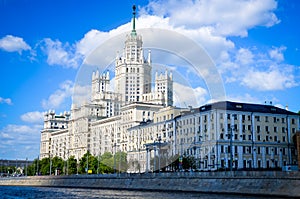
[292,118,295,124]
[265,126,269,132]
[265,116,269,122]
[255,116,260,121]
[274,127,277,133]
[257,135,261,141]
[283,148,286,155]
[242,115,246,121]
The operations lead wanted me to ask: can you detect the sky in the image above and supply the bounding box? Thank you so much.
[0,0,299,160]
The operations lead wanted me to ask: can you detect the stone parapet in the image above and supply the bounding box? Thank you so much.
[1,171,299,198]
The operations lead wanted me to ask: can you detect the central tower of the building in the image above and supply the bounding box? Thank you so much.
[115,5,152,104]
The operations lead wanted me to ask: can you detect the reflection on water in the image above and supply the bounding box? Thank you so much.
[0,186,265,199]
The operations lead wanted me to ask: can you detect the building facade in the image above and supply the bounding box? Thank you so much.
[40,6,173,161]
[127,101,299,173]
[40,6,300,172]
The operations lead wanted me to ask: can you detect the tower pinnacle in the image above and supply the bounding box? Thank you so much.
[131,5,137,36]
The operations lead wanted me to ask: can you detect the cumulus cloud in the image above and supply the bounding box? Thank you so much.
[0,124,42,159]
[173,82,208,107]
[76,29,109,56]
[269,46,286,62]
[227,93,261,104]
[39,0,280,73]
[21,111,44,123]
[0,97,12,105]
[0,35,31,53]
[142,0,279,37]
[41,38,83,68]
[42,80,74,109]
[242,65,298,91]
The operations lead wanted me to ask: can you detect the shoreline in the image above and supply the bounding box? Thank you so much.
[1,171,299,198]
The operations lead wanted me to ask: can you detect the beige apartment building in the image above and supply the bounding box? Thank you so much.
[127,101,299,173]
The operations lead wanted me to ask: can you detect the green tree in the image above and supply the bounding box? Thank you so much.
[115,151,128,173]
[67,156,78,175]
[27,158,40,176]
[39,157,50,175]
[182,156,196,170]
[51,156,64,175]
[100,152,114,172]
[79,151,96,174]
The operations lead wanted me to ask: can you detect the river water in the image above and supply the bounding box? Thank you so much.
[0,186,266,199]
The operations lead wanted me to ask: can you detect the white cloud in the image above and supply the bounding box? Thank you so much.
[227,93,261,104]
[72,84,91,106]
[41,38,83,68]
[236,48,254,66]
[242,65,298,91]
[42,80,74,109]
[21,111,44,123]
[76,29,109,57]
[142,0,279,37]
[173,82,208,107]
[0,35,31,53]
[269,46,286,62]
[40,0,279,72]
[0,97,12,105]
[0,124,42,159]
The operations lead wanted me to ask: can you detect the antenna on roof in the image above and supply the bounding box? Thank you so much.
[131,5,137,36]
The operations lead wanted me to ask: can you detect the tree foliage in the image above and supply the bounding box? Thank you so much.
[2,152,128,176]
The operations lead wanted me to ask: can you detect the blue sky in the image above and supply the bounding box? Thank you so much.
[0,0,299,160]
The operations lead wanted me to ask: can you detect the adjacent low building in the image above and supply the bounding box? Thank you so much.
[127,101,299,172]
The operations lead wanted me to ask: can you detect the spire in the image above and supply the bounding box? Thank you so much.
[131,5,137,36]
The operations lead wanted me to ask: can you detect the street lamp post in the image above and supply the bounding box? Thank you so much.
[230,126,233,171]
[153,146,156,172]
[25,158,28,176]
[145,147,149,173]
[49,155,52,176]
[114,143,116,174]
[228,125,233,172]
[158,136,161,173]
[97,153,101,174]
[86,151,89,175]
[36,156,39,176]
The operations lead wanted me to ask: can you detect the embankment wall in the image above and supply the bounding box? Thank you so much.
[0,171,299,198]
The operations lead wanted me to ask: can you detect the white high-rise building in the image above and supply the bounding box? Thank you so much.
[40,5,174,161]
[115,6,152,104]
